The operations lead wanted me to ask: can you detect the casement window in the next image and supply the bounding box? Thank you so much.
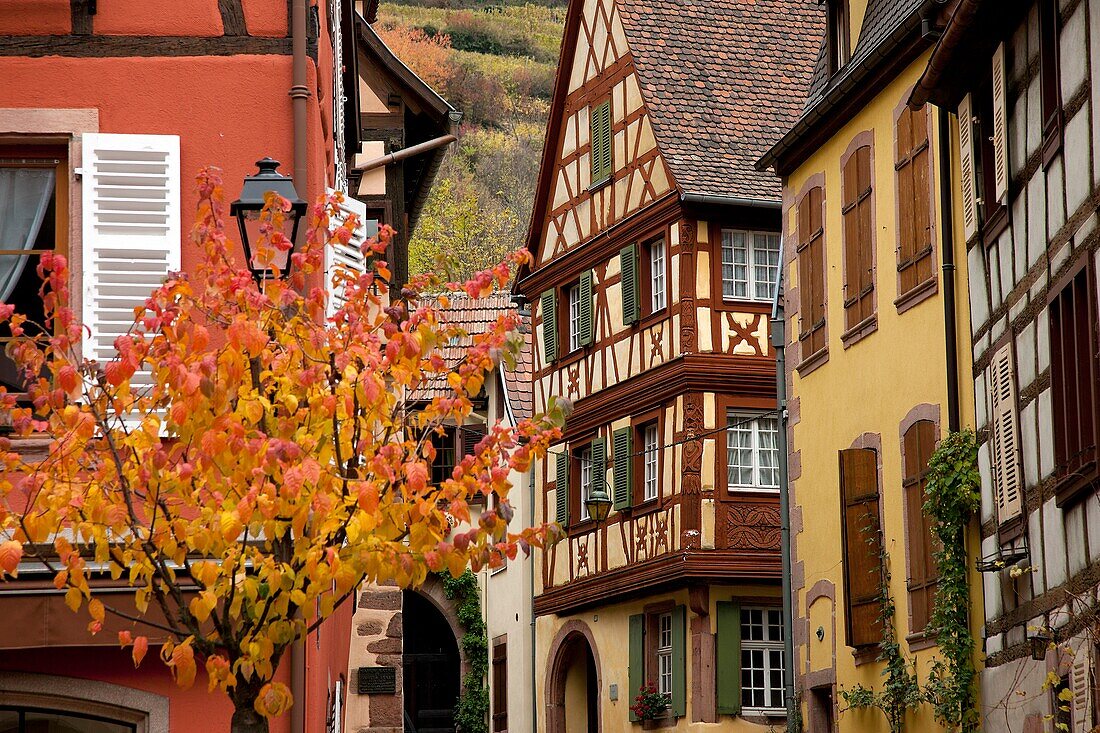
[492,638,508,732]
[988,342,1023,520]
[715,603,786,716]
[826,0,850,75]
[0,149,67,394]
[629,606,687,720]
[902,419,938,634]
[1049,264,1099,504]
[621,236,667,322]
[726,413,779,491]
[544,271,593,361]
[642,422,659,502]
[429,423,487,487]
[324,188,373,317]
[571,436,605,525]
[1039,0,1063,162]
[895,106,935,298]
[960,50,1010,243]
[839,447,883,648]
[721,229,780,302]
[590,100,613,185]
[649,236,666,312]
[797,186,827,358]
[0,708,133,733]
[568,283,583,353]
[842,144,874,331]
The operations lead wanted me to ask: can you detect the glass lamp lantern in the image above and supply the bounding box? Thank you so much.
[229,158,307,283]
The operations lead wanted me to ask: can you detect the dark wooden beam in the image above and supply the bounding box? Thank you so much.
[217,0,248,36]
[69,0,93,35]
[0,35,293,57]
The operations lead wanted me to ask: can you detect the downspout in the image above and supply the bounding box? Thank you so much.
[939,106,961,432]
[529,465,537,733]
[289,0,309,729]
[770,240,796,728]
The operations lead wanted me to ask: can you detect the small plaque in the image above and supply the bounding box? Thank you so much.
[357,666,397,695]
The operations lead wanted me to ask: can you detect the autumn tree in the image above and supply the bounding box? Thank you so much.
[0,168,564,733]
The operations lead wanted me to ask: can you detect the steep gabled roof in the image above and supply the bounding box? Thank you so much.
[617,0,823,201]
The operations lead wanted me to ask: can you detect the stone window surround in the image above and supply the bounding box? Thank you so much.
[0,670,168,733]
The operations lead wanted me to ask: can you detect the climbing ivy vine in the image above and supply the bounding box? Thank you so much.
[442,570,490,733]
[839,550,924,732]
[923,430,981,732]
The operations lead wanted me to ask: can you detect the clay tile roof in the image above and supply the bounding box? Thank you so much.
[616,0,824,201]
[410,293,533,422]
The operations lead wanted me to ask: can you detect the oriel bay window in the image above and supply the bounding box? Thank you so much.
[629,605,687,720]
[721,229,780,302]
[0,150,66,394]
[727,413,780,492]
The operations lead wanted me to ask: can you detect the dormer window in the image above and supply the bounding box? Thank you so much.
[826,0,850,76]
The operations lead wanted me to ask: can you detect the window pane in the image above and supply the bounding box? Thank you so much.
[24,711,133,733]
[650,238,666,311]
[579,447,592,520]
[721,230,748,299]
[569,285,581,352]
[757,418,780,488]
[752,233,780,301]
[658,651,673,695]
[644,423,659,501]
[727,417,754,487]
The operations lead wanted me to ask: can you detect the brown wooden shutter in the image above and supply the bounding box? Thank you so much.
[988,343,1023,521]
[903,420,938,634]
[896,107,933,296]
[839,448,883,648]
[798,186,827,356]
[492,639,508,731]
[842,146,874,330]
[1049,266,1099,488]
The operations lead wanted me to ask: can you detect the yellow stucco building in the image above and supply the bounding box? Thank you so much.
[757,0,982,729]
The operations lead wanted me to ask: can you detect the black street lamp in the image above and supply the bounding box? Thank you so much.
[585,483,613,524]
[1028,630,1053,661]
[230,158,307,284]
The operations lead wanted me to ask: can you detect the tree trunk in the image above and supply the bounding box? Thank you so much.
[231,705,269,733]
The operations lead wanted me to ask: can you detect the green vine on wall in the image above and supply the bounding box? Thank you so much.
[839,549,924,733]
[442,570,490,733]
[923,430,981,732]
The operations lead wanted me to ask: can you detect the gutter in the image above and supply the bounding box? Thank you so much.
[679,192,781,210]
[290,0,309,727]
[909,0,983,109]
[352,134,458,173]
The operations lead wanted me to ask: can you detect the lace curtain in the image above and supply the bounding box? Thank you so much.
[0,167,56,301]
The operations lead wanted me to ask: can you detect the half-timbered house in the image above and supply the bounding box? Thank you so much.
[514,1,821,729]
[911,0,1100,728]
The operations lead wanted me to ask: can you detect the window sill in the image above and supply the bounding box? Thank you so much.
[894,277,937,315]
[851,644,879,666]
[634,307,670,332]
[1041,120,1063,170]
[997,514,1025,543]
[1053,462,1099,508]
[742,709,786,721]
[980,205,1010,246]
[727,486,780,495]
[905,631,936,652]
[588,177,612,194]
[567,518,599,536]
[714,298,774,314]
[795,345,829,377]
[553,346,588,371]
[629,497,662,518]
[840,313,877,348]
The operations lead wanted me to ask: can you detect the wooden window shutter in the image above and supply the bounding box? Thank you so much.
[579,269,594,347]
[612,426,633,510]
[540,289,557,363]
[492,640,508,732]
[591,435,606,493]
[1072,646,1094,732]
[82,133,181,386]
[591,101,612,183]
[325,188,369,317]
[992,42,1009,204]
[896,108,933,295]
[715,601,741,715]
[628,613,644,722]
[957,94,978,241]
[462,422,487,460]
[839,448,883,648]
[903,420,938,634]
[842,146,873,330]
[797,186,826,355]
[671,604,687,718]
[621,243,640,325]
[987,343,1022,522]
[555,451,569,526]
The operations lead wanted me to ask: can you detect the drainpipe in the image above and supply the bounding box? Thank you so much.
[770,241,796,726]
[353,134,458,172]
[289,0,310,728]
[939,106,961,433]
[529,465,537,733]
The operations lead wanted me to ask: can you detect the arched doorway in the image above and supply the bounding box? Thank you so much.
[402,590,461,733]
[547,624,600,733]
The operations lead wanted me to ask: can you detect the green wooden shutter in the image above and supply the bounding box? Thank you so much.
[591,435,606,494]
[540,289,557,363]
[672,605,687,718]
[620,243,639,325]
[629,613,644,722]
[612,426,633,510]
[716,601,741,715]
[555,451,569,526]
[579,269,594,347]
[591,101,612,183]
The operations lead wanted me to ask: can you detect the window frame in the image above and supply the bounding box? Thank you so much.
[739,606,787,715]
[826,0,850,76]
[1039,0,1063,166]
[719,228,781,304]
[637,232,669,320]
[567,281,582,353]
[973,73,1009,242]
[0,147,68,401]
[631,409,663,508]
[576,443,593,522]
[725,411,780,493]
[656,611,673,696]
[492,636,508,732]
[641,601,677,704]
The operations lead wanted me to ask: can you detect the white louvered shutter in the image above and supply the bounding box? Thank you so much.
[325,189,369,317]
[1072,646,1094,732]
[987,343,1022,522]
[958,94,978,241]
[81,133,181,387]
[992,43,1009,204]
